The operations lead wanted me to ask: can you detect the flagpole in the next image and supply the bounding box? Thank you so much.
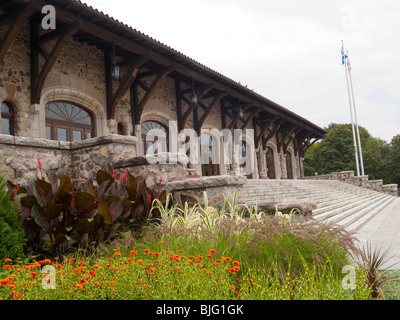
[346,50,365,176]
[341,40,360,176]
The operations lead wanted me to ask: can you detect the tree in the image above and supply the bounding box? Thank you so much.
[304,123,396,185]
[389,134,400,186]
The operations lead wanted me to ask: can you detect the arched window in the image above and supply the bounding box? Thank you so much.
[1,102,14,135]
[239,140,252,178]
[285,152,293,179]
[265,148,275,179]
[141,121,169,155]
[200,132,219,176]
[45,101,95,142]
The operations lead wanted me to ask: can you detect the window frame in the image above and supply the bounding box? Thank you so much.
[45,101,95,142]
[1,101,14,135]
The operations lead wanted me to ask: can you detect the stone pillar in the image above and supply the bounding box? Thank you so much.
[134,124,142,155]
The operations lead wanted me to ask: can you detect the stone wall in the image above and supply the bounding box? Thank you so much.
[303,170,398,196]
[0,134,138,186]
[113,152,188,188]
[166,175,247,208]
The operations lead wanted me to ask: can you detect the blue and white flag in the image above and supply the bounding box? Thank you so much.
[341,45,348,65]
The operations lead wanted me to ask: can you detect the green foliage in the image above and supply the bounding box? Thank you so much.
[7,165,166,257]
[0,175,26,260]
[304,123,400,185]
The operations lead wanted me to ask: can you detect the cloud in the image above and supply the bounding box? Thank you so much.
[81,0,400,141]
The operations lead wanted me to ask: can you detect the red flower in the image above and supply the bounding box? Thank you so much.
[209,249,217,254]
[38,159,42,170]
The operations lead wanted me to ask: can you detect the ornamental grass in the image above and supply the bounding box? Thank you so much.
[0,245,371,300]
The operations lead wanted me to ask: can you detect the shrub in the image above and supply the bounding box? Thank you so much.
[0,175,26,260]
[7,165,166,257]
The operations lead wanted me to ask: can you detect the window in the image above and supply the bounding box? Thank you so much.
[239,140,252,178]
[45,101,95,142]
[141,121,169,155]
[1,102,14,135]
[285,152,293,179]
[200,133,219,176]
[265,148,275,179]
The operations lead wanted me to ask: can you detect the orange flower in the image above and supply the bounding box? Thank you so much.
[92,265,100,269]
[9,291,23,299]
[4,259,12,263]
[144,249,150,254]
[232,260,240,267]
[209,249,216,254]
[130,250,137,255]
[114,252,121,256]
[30,272,38,278]
[127,257,134,262]
[161,241,166,245]
[248,278,253,284]
[136,259,144,264]
[223,257,231,262]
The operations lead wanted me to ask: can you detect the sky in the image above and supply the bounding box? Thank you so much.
[82,0,400,142]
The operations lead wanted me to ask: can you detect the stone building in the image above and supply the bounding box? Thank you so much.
[0,0,326,188]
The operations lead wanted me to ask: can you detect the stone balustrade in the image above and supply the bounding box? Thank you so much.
[303,170,398,196]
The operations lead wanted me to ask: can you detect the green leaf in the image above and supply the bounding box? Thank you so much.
[98,200,112,228]
[74,218,95,236]
[97,169,113,185]
[75,189,96,214]
[20,195,37,209]
[43,201,63,221]
[35,179,52,198]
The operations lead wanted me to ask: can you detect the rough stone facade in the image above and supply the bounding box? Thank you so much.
[0,1,327,207]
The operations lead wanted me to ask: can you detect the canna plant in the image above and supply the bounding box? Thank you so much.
[8,164,166,257]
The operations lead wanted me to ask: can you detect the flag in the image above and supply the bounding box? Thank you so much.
[347,57,351,72]
[341,45,348,65]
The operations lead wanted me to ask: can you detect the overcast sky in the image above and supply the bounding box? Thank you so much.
[83,0,400,143]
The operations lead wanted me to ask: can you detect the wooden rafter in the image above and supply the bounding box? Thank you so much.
[262,118,286,150]
[31,20,79,104]
[0,3,36,64]
[227,103,252,130]
[195,91,227,133]
[254,115,279,147]
[282,126,304,153]
[133,66,173,124]
[176,81,214,131]
[240,108,261,130]
[106,54,149,119]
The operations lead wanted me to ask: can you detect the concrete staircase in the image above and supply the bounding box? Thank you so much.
[243,179,398,232]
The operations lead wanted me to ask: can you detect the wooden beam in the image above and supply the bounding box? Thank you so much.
[107,55,149,119]
[0,3,36,64]
[255,115,279,147]
[31,23,79,104]
[178,83,214,131]
[241,108,261,130]
[195,91,227,133]
[227,103,252,130]
[262,118,285,150]
[134,66,173,124]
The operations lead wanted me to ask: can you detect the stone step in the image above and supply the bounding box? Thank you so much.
[314,192,385,221]
[346,195,397,232]
[318,193,392,227]
[243,179,397,233]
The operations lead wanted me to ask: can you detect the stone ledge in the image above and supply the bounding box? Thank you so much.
[114,152,189,168]
[0,134,138,150]
[167,175,247,192]
[69,134,138,150]
[252,198,318,215]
